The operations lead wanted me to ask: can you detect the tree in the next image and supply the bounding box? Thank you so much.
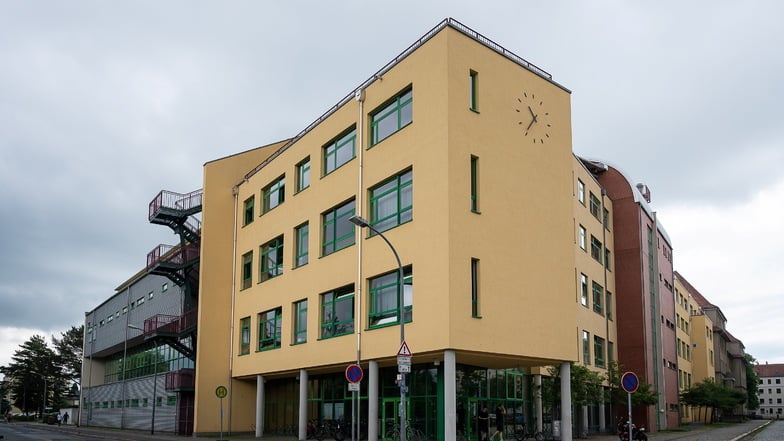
[541,363,606,416]
[0,335,62,416]
[52,325,83,385]
[605,360,658,407]
[745,354,760,411]
[680,379,746,423]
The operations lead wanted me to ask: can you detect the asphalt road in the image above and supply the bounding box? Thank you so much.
[744,420,784,441]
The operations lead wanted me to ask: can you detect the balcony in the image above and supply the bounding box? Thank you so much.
[146,243,200,286]
[143,310,197,360]
[165,368,195,391]
[148,189,203,243]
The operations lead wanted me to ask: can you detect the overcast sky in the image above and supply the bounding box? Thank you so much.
[1,1,782,373]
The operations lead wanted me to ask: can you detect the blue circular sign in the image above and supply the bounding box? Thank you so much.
[621,371,639,393]
[345,364,363,383]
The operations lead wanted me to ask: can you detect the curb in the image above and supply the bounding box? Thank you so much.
[727,419,773,441]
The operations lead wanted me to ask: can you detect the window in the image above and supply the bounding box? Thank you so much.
[260,236,284,282]
[122,306,128,314]
[471,258,480,318]
[243,195,255,226]
[167,395,176,406]
[322,199,355,256]
[469,70,478,111]
[162,282,168,292]
[589,193,601,219]
[577,179,585,204]
[262,176,285,213]
[293,299,308,344]
[605,248,612,270]
[136,297,144,306]
[369,169,412,233]
[608,341,614,363]
[324,128,356,175]
[295,223,309,267]
[241,251,253,289]
[148,290,154,300]
[321,286,354,339]
[239,316,250,355]
[582,330,591,365]
[590,236,603,264]
[257,308,282,351]
[296,157,310,192]
[592,282,604,315]
[594,336,606,368]
[371,89,413,145]
[578,225,586,250]
[107,314,113,323]
[603,207,610,230]
[470,156,480,212]
[606,292,613,320]
[368,266,413,327]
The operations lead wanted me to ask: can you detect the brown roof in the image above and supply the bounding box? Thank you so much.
[675,271,715,308]
[754,363,784,378]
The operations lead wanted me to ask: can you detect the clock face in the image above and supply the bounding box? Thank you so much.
[515,91,551,144]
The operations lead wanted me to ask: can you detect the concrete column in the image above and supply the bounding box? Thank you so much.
[299,370,308,440]
[369,360,379,441]
[581,405,588,436]
[559,362,572,441]
[599,399,606,433]
[256,375,264,438]
[534,374,543,432]
[444,350,456,441]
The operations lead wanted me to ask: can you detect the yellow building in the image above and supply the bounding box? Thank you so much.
[572,158,617,433]
[195,19,585,440]
[674,273,715,423]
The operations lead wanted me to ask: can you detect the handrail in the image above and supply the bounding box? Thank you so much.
[149,189,203,220]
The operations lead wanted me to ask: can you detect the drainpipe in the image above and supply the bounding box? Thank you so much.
[228,183,241,434]
[601,188,611,430]
[651,212,665,431]
[353,88,365,441]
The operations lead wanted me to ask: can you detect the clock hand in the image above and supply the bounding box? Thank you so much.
[528,106,538,123]
[526,118,536,131]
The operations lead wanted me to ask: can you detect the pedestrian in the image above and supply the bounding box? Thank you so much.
[491,404,505,441]
[478,404,489,441]
[63,412,69,425]
[57,413,62,426]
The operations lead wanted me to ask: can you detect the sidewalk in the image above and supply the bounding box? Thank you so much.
[12,419,774,441]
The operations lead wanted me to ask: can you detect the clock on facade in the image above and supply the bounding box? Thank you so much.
[515,91,551,144]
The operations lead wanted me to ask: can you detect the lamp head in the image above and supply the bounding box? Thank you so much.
[348,215,369,228]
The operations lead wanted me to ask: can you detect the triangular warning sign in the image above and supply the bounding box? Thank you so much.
[397,341,412,356]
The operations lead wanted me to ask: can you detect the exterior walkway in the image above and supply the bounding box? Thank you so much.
[8,419,774,441]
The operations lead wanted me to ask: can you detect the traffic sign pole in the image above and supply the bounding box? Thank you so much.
[620,372,638,441]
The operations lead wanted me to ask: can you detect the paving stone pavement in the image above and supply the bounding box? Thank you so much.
[8,419,775,441]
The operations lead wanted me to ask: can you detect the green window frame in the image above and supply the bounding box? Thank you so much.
[470,156,480,212]
[239,316,251,355]
[592,281,604,315]
[589,192,601,219]
[295,222,309,267]
[471,258,480,318]
[243,195,255,226]
[469,70,479,111]
[369,169,412,233]
[320,286,354,339]
[582,330,591,365]
[368,266,413,328]
[371,89,413,146]
[167,395,176,406]
[260,236,284,282]
[590,235,603,264]
[257,307,282,351]
[241,251,253,289]
[262,175,285,213]
[607,291,613,320]
[293,299,308,344]
[577,179,585,204]
[580,274,588,307]
[322,199,355,256]
[296,157,311,192]
[594,336,606,368]
[578,225,586,250]
[323,128,356,175]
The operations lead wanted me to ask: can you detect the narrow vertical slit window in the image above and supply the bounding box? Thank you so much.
[469,70,479,111]
[471,258,480,317]
[243,195,255,226]
[241,251,253,290]
[470,155,480,213]
[295,222,309,267]
[296,157,311,192]
[239,316,250,355]
[293,299,308,344]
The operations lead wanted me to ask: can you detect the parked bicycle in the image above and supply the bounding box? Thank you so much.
[513,423,544,441]
[312,418,345,441]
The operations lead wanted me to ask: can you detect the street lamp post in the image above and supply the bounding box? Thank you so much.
[348,215,407,441]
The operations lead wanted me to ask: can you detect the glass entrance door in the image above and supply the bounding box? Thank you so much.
[381,398,400,441]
